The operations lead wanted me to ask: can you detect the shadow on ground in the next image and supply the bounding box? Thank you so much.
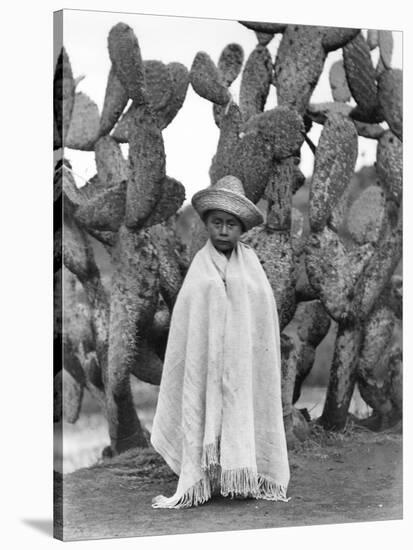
[21,519,53,537]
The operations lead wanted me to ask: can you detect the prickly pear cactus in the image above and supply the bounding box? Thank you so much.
[304,27,401,430]
[56,20,402,457]
[54,22,189,456]
[188,22,402,437]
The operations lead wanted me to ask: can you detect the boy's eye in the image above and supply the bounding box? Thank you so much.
[211,219,236,228]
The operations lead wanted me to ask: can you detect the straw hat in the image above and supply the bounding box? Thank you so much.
[191,175,264,231]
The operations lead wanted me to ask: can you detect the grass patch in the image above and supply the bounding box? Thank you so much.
[89,445,178,484]
[293,416,402,456]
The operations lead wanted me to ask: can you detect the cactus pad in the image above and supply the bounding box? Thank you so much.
[110,62,189,136]
[107,22,146,104]
[239,21,287,34]
[346,243,376,289]
[304,227,354,321]
[376,130,402,204]
[366,29,379,50]
[352,208,402,320]
[157,62,189,129]
[255,31,274,46]
[358,304,396,383]
[273,25,326,115]
[125,105,166,229]
[327,176,358,232]
[346,185,387,245]
[242,106,305,160]
[63,212,98,283]
[144,60,173,111]
[321,27,360,52]
[377,69,402,141]
[296,300,331,347]
[239,45,273,122]
[217,43,244,87]
[54,47,75,145]
[357,340,402,420]
[99,64,129,137]
[190,51,231,105]
[329,60,351,103]
[66,92,100,150]
[209,102,242,185]
[378,30,393,69]
[309,113,358,232]
[142,176,186,228]
[75,181,127,232]
[231,130,275,203]
[95,136,128,187]
[343,33,382,122]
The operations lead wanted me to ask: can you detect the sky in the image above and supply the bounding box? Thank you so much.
[61,9,402,206]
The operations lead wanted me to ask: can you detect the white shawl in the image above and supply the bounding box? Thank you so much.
[150,238,290,508]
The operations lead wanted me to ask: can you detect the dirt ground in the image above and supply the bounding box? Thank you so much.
[54,423,402,542]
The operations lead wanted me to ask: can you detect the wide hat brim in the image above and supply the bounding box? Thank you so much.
[191,188,264,231]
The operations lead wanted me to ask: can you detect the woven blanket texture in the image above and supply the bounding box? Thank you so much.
[150,237,290,508]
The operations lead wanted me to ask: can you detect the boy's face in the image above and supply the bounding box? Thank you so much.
[205,209,244,253]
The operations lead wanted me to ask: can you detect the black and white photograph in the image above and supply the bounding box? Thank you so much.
[52,6,404,542]
[2,1,409,548]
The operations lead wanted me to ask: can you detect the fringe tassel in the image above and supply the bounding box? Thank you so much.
[220,467,258,498]
[151,475,212,509]
[257,474,291,502]
[220,468,291,502]
[201,436,221,470]
[201,437,222,496]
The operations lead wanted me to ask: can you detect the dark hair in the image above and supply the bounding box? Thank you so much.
[202,209,246,233]
[201,210,211,224]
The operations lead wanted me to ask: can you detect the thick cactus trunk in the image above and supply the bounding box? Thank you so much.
[280,333,298,446]
[243,227,296,330]
[319,322,362,430]
[105,227,160,453]
[292,300,331,403]
[357,344,402,431]
[355,281,402,430]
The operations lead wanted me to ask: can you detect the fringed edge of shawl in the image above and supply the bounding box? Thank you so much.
[257,474,291,502]
[151,439,220,509]
[221,468,290,502]
[151,475,212,509]
[151,470,290,509]
[201,437,290,502]
[151,435,290,508]
[221,467,258,497]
